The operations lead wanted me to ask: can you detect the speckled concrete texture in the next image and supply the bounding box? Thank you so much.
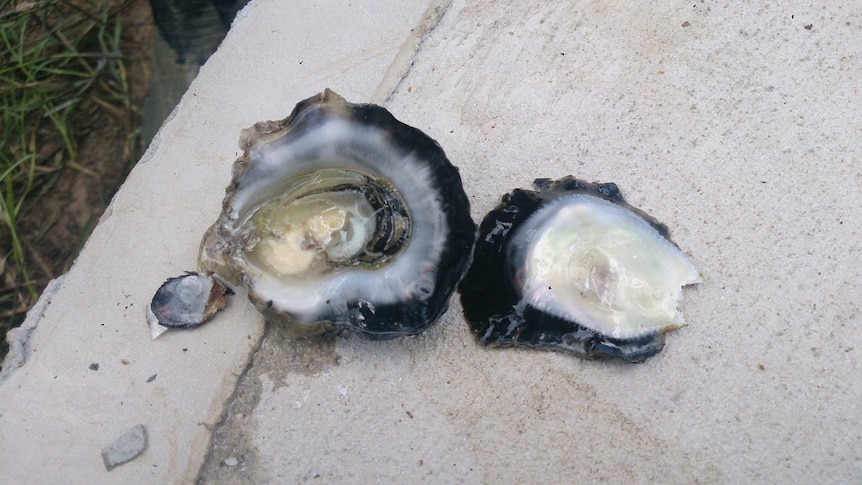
[3,0,861,483]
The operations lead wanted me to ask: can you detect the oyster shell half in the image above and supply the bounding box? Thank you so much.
[146,272,230,339]
[150,90,476,339]
[458,176,700,362]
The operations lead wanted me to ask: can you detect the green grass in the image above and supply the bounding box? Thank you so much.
[0,0,135,352]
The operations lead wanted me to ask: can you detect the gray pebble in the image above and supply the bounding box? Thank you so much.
[101,424,148,471]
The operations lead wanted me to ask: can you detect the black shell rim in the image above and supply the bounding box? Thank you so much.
[223,90,477,339]
[457,176,674,362]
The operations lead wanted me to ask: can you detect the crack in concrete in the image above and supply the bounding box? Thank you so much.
[372,0,453,105]
[195,324,340,483]
[194,324,268,484]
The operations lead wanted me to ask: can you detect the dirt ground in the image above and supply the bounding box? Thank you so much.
[2,0,155,357]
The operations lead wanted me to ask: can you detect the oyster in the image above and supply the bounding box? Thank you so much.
[458,176,700,362]
[149,90,476,339]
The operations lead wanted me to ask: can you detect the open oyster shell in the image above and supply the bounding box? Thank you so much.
[458,176,700,362]
[149,90,476,339]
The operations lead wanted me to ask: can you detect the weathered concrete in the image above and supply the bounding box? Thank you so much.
[3,0,862,483]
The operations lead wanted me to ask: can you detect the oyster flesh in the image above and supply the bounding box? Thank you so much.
[149,90,476,339]
[458,176,700,362]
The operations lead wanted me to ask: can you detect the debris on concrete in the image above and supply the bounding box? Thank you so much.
[101,424,149,471]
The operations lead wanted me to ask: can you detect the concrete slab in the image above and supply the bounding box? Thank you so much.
[3,0,862,483]
[0,0,437,482]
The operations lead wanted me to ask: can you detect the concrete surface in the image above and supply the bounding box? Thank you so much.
[2,0,861,483]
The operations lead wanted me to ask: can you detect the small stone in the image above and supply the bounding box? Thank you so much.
[101,424,148,471]
[224,456,239,467]
[89,363,99,371]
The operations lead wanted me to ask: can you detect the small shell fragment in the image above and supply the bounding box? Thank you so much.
[146,273,229,339]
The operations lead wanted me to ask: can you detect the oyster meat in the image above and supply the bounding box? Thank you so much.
[149,90,476,339]
[458,176,700,362]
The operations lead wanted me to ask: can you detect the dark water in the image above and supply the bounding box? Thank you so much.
[143,0,250,146]
[150,0,247,65]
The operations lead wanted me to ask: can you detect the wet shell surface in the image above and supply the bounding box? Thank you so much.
[159,90,478,338]
[146,273,230,338]
[458,176,700,362]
